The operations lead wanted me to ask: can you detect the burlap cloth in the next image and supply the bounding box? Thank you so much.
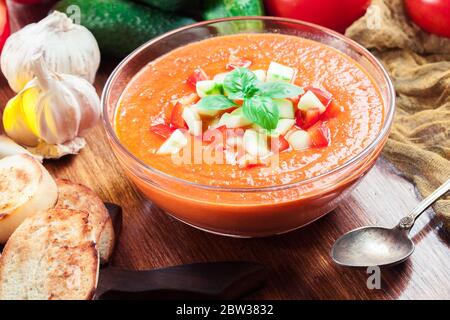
[345,0,450,230]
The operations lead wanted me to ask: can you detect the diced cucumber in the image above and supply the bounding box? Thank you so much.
[213,72,229,85]
[298,90,326,113]
[156,129,188,155]
[182,107,202,136]
[273,99,294,119]
[271,119,295,137]
[253,69,266,82]
[193,103,221,117]
[286,130,311,150]
[266,62,296,83]
[252,119,295,137]
[196,80,222,98]
[218,108,252,128]
[243,129,270,157]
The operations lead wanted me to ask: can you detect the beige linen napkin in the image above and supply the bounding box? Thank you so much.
[346,0,450,230]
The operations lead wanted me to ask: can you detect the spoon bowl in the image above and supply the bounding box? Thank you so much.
[331,177,449,268]
[331,226,414,267]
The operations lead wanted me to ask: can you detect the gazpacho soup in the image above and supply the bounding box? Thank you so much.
[115,33,384,188]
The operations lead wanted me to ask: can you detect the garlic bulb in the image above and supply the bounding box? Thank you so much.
[1,11,100,93]
[2,55,100,147]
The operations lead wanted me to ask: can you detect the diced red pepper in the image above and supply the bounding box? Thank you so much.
[295,108,321,130]
[187,68,209,88]
[304,86,333,108]
[270,135,290,153]
[322,101,342,119]
[308,123,331,148]
[170,102,187,129]
[150,124,174,139]
[226,54,252,70]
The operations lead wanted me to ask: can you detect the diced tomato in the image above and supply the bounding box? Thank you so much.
[304,86,333,108]
[170,102,187,129]
[270,135,290,153]
[187,68,208,88]
[308,123,331,148]
[322,101,342,119]
[150,124,174,139]
[295,108,321,130]
[226,54,252,70]
[203,125,227,143]
[245,163,266,169]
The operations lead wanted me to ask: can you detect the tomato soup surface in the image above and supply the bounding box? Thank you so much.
[115,34,384,188]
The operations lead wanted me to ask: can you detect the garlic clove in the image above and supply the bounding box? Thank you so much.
[3,88,40,147]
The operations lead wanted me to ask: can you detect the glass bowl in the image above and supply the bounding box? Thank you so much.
[102,17,395,238]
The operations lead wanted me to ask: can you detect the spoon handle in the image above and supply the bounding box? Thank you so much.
[399,178,450,229]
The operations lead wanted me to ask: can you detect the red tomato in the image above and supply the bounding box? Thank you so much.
[186,68,209,88]
[308,123,331,148]
[0,0,10,53]
[322,101,342,119]
[170,103,187,129]
[304,86,332,108]
[404,0,450,38]
[296,108,321,129]
[264,0,371,33]
[270,135,290,153]
[150,124,174,139]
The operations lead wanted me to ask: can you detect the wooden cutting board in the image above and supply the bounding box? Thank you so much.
[4,1,450,300]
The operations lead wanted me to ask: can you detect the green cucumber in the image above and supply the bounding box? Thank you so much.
[196,80,223,97]
[203,0,264,20]
[267,62,296,83]
[53,0,196,58]
[133,0,196,12]
[203,0,264,33]
[273,99,295,119]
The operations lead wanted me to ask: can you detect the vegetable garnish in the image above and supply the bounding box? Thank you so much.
[197,67,304,130]
[155,61,337,159]
[197,95,237,110]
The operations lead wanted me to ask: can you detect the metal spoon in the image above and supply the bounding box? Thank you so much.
[331,178,450,267]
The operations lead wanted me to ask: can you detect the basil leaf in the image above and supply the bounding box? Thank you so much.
[197,95,237,110]
[243,96,279,130]
[223,67,258,100]
[256,82,304,98]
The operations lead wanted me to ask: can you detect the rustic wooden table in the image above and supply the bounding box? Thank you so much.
[4,1,450,300]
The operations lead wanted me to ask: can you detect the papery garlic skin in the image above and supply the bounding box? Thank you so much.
[3,56,100,147]
[1,11,100,93]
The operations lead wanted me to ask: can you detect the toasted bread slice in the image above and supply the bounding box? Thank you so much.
[55,179,114,265]
[0,154,57,243]
[0,208,99,300]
